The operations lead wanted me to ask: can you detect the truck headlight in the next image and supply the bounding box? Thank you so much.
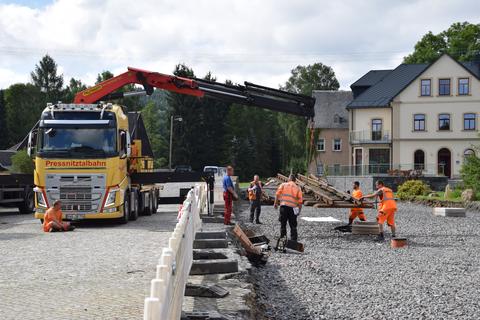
[34,187,47,208]
[104,188,119,207]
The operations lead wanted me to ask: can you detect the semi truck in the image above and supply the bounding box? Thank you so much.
[26,67,315,223]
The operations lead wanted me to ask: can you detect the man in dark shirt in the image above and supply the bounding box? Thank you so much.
[248,175,263,224]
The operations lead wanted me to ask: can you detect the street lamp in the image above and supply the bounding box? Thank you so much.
[169,115,183,170]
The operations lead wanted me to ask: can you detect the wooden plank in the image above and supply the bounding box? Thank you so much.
[232,224,262,255]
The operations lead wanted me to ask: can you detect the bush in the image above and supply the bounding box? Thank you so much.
[460,153,480,192]
[10,150,34,174]
[397,180,431,200]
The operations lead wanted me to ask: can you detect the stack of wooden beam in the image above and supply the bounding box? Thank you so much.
[263,173,374,209]
[351,221,380,235]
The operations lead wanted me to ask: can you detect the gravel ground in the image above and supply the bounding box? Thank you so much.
[238,202,480,320]
[0,206,178,320]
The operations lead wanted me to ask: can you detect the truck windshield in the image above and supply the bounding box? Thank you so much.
[38,128,117,158]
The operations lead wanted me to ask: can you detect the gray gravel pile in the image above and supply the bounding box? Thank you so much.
[239,203,480,320]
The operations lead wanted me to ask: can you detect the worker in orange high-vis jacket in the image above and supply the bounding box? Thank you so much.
[348,181,366,225]
[274,174,303,241]
[43,200,75,232]
[362,180,397,241]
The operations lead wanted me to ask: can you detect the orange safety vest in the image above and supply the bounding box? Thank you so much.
[276,181,303,208]
[351,189,363,213]
[248,181,261,201]
[379,186,397,211]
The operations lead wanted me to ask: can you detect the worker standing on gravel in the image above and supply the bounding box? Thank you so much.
[274,174,303,241]
[248,175,263,224]
[362,180,397,241]
[348,181,366,225]
[223,166,238,225]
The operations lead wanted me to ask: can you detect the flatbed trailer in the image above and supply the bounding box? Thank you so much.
[0,173,34,214]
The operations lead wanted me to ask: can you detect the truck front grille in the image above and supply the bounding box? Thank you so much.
[62,203,93,212]
[59,187,92,201]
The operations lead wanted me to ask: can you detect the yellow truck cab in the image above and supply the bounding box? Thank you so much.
[31,102,158,223]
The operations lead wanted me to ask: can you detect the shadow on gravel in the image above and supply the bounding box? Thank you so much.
[0,232,39,241]
[251,263,312,320]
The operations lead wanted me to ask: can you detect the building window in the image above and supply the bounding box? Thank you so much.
[317,138,325,151]
[438,114,450,130]
[414,150,425,170]
[333,164,340,175]
[317,164,324,175]
[420,79,431,96]
[413,114,425,131]
[371,119,382,141]
[464,149,475,162]
[333,139,341,151]
[464,113,476,130]
[458,78,470,95]
[438,79,451,96]
[368,149,390,174]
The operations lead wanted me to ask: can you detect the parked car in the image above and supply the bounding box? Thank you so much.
[203,166,227,176]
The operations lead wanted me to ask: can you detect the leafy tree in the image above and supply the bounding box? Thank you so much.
[460,149,480,192]
[404,22,480,63]
[10,150,34,174]
[63,77,87,103]
[96,71,114,84]
[279,62,340,173]
[0,90,8,149]
[4,83,44,146]
[142,94,170,168]
[30,54,64,102]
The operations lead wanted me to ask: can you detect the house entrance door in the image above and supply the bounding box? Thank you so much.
[438,148,451,178]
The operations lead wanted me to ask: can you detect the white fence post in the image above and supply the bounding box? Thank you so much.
[143,183,207,320]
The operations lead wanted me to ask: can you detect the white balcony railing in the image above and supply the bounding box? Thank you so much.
[350,130,391,144]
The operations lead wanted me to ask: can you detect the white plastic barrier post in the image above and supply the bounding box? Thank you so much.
[144,183,207,320]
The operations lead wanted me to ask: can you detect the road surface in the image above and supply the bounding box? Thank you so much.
[0,206,179,320]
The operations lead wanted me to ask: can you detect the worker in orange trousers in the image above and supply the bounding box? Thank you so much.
[43,200,75,232]
[348,181,366,225]
[362,180,397,241]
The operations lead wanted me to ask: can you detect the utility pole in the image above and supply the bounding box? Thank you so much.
[169,115,182,170]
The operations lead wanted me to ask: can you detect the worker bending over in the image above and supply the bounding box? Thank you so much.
[248,175,263,224]
[362,180,397,241]
[274,174,303,241]
[43,200,75,232]
[348,181,366,225]
[222,166,238,225]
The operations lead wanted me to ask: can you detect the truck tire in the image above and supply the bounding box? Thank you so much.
[151,191,158,214]
[129,192,139,221]
[18,189,34,214]
[143,192,152,216]
[119,193,130,224]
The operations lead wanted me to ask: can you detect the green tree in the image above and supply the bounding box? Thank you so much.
[30,54,64,102]
[0,90,8,149]
[96,71,114,84]
[404,22,480,63]
[142,93,170,168]
[63,77,87,103]
[10,150,34,174]
[460,149,480,193]
[279,63,340,173]
[4,83,44,145]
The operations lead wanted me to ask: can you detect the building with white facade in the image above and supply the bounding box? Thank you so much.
[347,54,480,178]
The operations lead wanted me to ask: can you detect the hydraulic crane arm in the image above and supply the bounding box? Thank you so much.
[74,67,315,118]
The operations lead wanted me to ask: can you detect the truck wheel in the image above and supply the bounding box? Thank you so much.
[151,191,158,214]
[129,192,139,221]
[120,193,130,224]
[143,192,152,216]
[18,189,35,214]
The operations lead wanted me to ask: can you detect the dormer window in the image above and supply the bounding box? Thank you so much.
[420,79,431,96]
[458,78,470,95]
[438,79,451,96]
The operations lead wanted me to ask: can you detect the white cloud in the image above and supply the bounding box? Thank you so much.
[0,0,479,90]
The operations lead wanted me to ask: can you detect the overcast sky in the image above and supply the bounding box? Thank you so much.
[0,0,479,91]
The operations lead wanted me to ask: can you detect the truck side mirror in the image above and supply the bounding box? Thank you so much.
[126,132,131,158]
[119,131,127,159]
[27,130,36,157]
